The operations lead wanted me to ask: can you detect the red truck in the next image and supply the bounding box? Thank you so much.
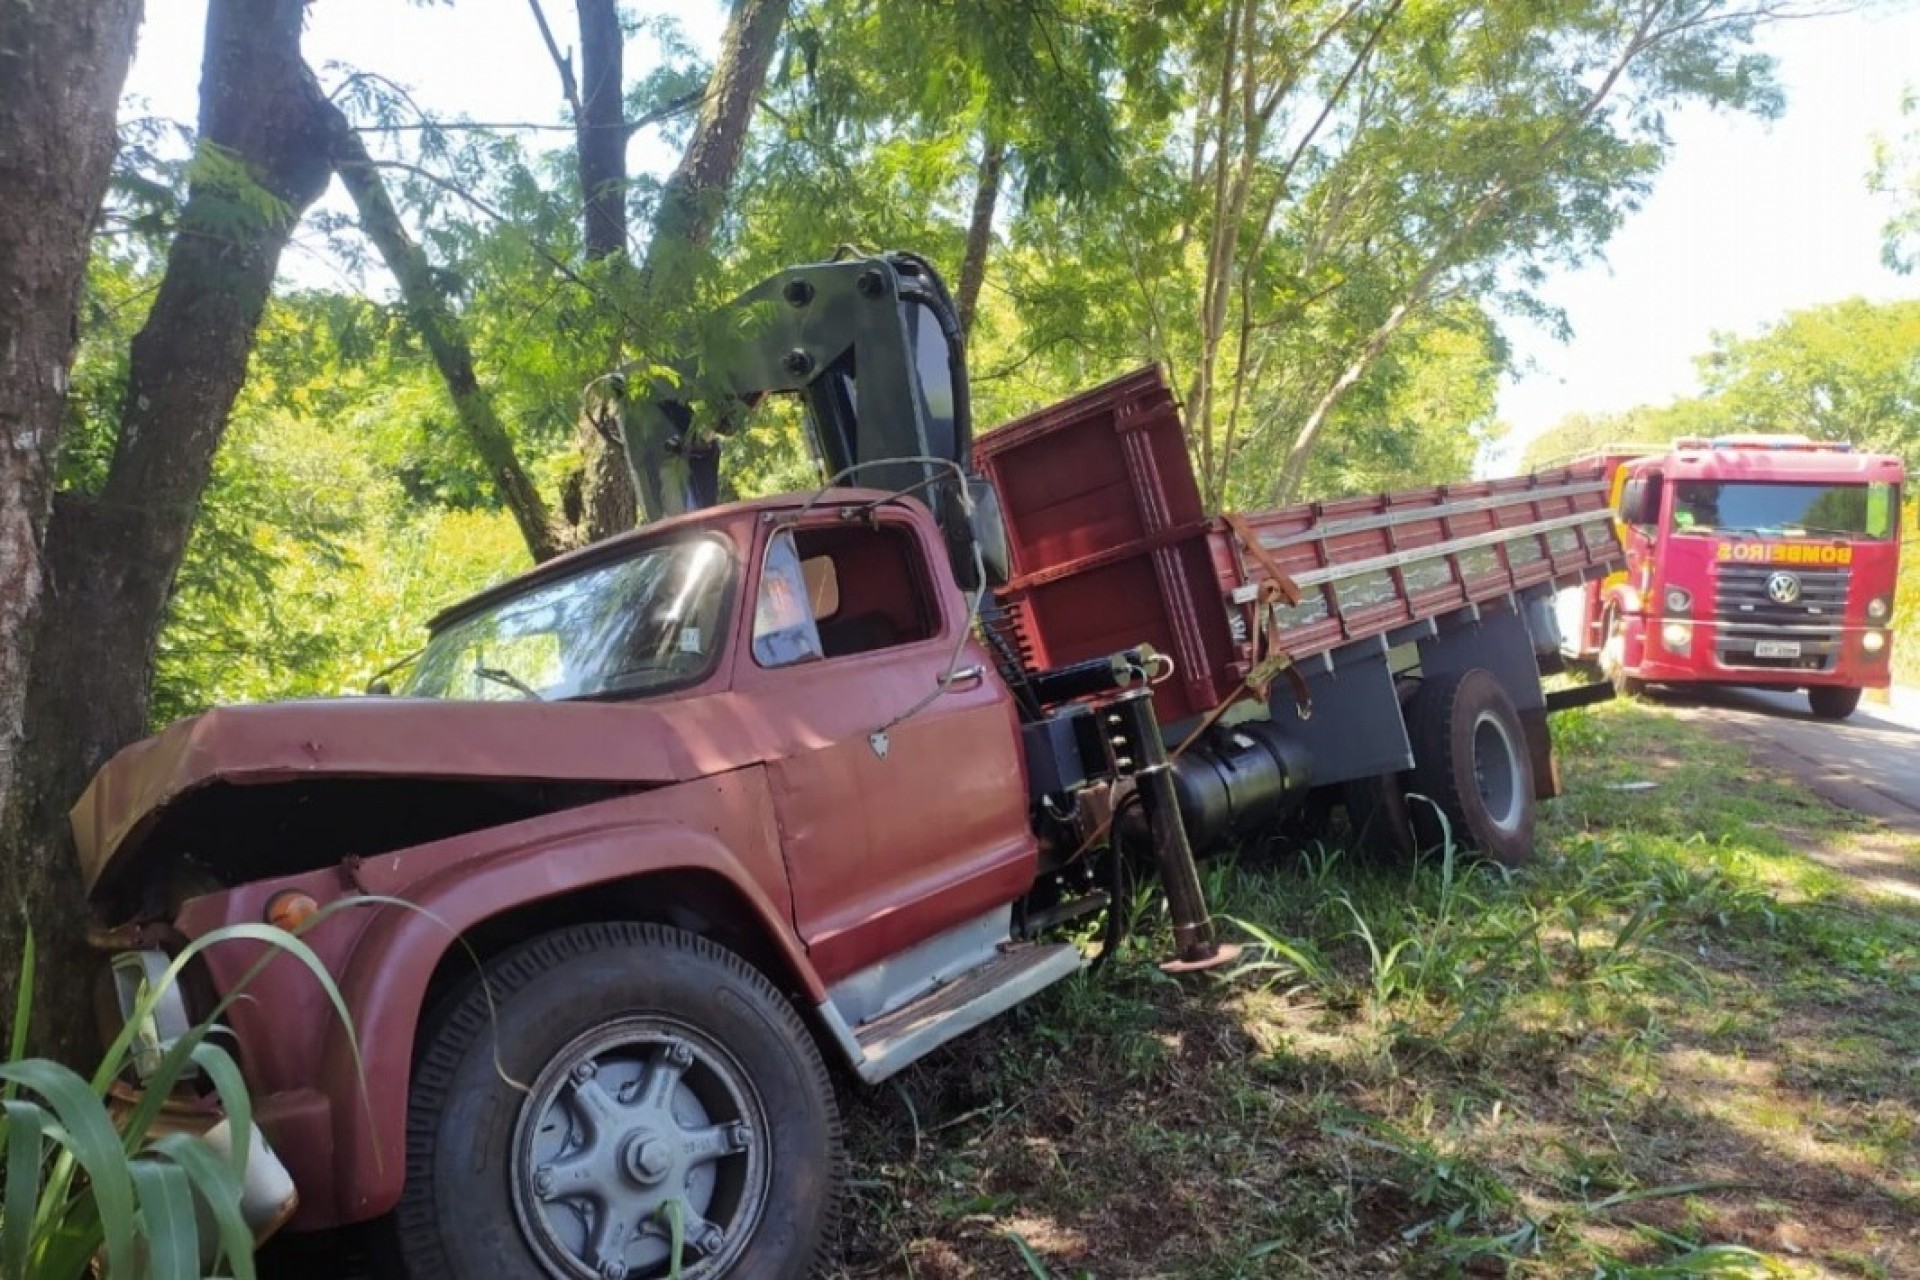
[71,253,1621,1279]
[1553,437,1905,719]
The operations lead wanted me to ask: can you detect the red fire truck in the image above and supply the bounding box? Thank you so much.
[1554,436,1905,719]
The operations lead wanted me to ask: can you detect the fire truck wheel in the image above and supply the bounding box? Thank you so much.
[396,922,843,1280]
[1807,685,1863,721]
[1599,608,1645,697]
[1342,773,1419,864]
[1405,668,1536,867]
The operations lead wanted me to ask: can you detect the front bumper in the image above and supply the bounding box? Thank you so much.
[1631,617,1892,689]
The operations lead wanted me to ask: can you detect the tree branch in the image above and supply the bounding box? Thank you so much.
[525,0,583,118]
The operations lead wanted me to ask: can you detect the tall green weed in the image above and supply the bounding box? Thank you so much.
[0,924,357,1279]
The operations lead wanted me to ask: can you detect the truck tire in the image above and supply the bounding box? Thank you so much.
[396,922,842,1280]
[1342,773,1419,865]
[1404,668,1536,867]
[1599,607,1644,697]
[1807,686,1862,721]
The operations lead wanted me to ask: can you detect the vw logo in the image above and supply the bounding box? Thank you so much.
[1765,571,1801,605]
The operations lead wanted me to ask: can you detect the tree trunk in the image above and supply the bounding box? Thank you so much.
[574,0,789,543]
[576,0,628,262]
[955,131,1006,338]
[0,0,144,1053]
[574,0,641,542]
[327,109,563,563]
[10,0,331,1061]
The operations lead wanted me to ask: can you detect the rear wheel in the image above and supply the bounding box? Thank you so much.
[1405,668,1536,867]
[397,922,841,1280]
[1807,685,1863,721]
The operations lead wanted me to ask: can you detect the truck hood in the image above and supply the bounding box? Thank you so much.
[70,696,742,894]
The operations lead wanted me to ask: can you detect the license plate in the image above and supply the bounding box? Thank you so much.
[1754,640,1802,659]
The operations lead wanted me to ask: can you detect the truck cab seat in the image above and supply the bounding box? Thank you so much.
[818,611,901,658]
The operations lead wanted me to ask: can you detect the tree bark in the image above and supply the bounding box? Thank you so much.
[574,0,789,543]
[575,0,628,262]
[956,130,1006,338]
[573,0,640,543]
[10,0,331,1061]
[327,109,563,563]
[0,0,144,1051]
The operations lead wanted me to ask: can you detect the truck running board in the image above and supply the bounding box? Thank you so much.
[823,942,1084,1084]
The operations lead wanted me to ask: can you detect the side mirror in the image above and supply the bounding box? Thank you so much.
[942,477,1011,594]
[1618,476,1662,529]
[968,477,1011,590]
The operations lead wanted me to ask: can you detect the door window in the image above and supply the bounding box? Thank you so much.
[752,522,936,668]
[752,530,825,667]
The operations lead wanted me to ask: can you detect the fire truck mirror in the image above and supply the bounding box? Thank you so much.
[1619,474,1663,529]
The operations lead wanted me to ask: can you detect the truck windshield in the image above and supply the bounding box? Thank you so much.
[401,537,733,701]
[1668,480,1899,541]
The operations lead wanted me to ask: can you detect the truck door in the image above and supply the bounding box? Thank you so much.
[1617,469,1665,590]
[732,512,1036,985]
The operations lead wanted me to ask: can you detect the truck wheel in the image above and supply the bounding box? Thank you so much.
[1342,773,1419,865]
[396,922,842,1280]
[1599,608,1644,697]
[1807,686,1862,721]
[1405,668,1536,867]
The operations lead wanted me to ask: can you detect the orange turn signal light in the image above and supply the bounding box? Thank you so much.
[266,890,321,933]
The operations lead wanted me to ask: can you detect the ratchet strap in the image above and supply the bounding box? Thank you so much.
[1223,513,1311,718]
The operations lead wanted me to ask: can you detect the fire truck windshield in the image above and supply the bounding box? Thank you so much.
[1668,480,1899,542]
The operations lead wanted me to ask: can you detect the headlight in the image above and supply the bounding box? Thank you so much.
[1663,586,1693,615]
[1863,630,1887,654]
[110,950,194,1083]
[1866,595,1891,622]
[1661,621,1693,653]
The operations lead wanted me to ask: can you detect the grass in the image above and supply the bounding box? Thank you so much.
[826,699,1920,1278]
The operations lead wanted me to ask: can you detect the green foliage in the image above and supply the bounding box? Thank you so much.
[70,1,1842,720]
[1694,297,1920,469]
[1524,297,1920,477]
[1895,537,1919,687]
[148,292,531,725]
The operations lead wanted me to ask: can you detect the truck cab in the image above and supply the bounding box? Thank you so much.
[74,487,1077,1268]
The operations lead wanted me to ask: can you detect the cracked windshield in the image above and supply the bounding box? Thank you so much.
[402,537,731,700]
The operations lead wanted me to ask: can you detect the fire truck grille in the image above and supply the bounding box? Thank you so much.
[1711,564,1850,672]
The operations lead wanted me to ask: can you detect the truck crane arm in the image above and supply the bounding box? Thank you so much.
[616,249,974,527]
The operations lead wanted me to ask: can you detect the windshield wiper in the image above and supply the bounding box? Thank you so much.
[474,665,544,700]
[364,645,425,695]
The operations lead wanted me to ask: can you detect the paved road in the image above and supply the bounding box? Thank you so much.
[1657,685,1920,832]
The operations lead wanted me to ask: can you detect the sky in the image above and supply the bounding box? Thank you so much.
[1493,2,1920,462]
[126,1,1920,462]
